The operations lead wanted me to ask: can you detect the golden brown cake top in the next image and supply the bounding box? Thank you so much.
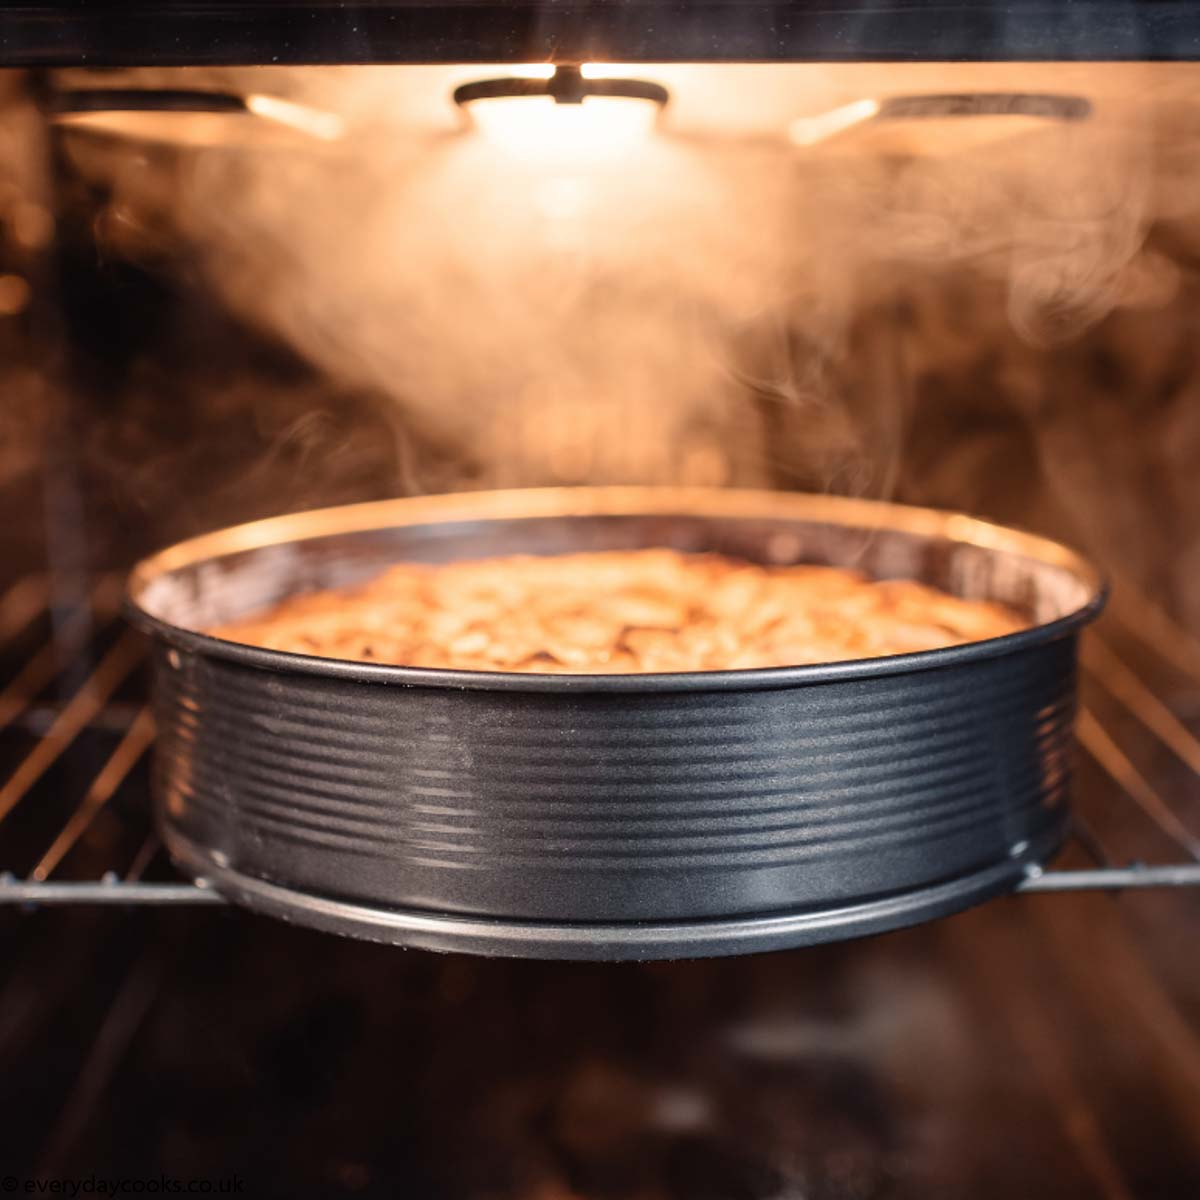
[208,549,1027,674]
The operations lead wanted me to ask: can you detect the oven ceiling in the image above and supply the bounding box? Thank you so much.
[3,2,1200,67]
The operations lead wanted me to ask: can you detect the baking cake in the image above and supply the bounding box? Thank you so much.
[208,549,1027,673]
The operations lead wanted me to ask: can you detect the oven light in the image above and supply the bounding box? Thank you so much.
[467,93,660,158]
[579,63,637,80]
[505,63,557,80]
[454,65,668,160]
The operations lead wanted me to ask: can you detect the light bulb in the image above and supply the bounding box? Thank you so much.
[469,94,659,160]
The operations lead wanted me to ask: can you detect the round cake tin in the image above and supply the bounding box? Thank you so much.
[126,487,1105,960]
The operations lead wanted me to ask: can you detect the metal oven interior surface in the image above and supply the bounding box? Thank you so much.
[1,5,1199,1196]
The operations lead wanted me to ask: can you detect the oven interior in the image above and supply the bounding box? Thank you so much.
[0,24,1199,1198]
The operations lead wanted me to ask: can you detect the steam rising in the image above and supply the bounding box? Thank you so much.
[166,119,794,490]
[66,64,1194,504]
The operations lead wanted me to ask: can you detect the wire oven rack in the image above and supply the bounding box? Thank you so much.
[0,569,1198,911]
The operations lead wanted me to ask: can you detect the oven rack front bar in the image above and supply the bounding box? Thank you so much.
[4,864,1200,907]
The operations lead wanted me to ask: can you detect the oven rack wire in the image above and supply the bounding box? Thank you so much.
[0,570,1197,910]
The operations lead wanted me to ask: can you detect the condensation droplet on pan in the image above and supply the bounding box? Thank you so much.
[765,530,803,564]
[948,544,1000,604]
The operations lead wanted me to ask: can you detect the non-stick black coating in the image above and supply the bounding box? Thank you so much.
[128,491,1103,957]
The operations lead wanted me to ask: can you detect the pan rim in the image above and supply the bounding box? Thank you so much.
[126,485,1106,694]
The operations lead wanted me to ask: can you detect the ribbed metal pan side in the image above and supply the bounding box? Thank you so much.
[150,635,1076,922]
